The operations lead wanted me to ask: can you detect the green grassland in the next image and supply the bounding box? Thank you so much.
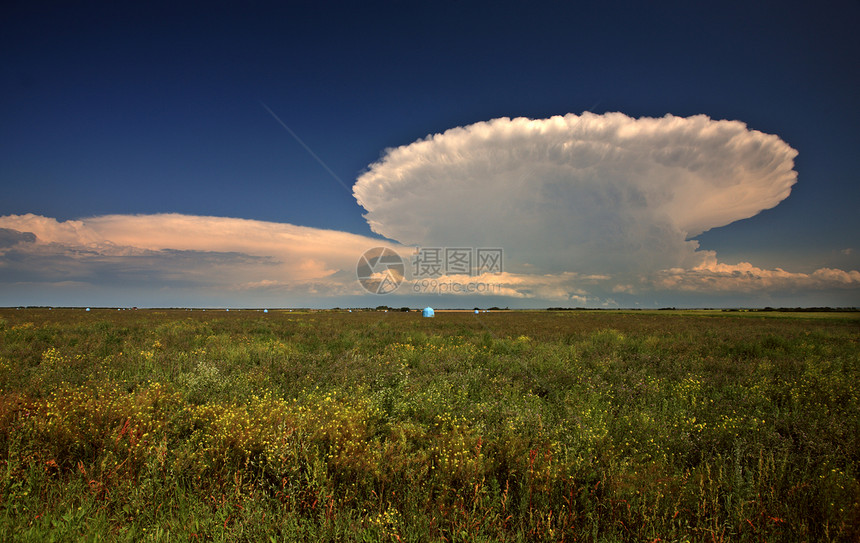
[0,308,858,541]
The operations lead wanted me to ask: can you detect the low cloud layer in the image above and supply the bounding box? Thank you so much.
[654,256,860,293]
[0,213,401,305]
[0,209,856,307]
[355,113,798,276]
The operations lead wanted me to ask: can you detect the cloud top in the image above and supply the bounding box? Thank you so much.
[354,113,798,274]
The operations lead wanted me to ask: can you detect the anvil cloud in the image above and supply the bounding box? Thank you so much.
[354,113,798,276]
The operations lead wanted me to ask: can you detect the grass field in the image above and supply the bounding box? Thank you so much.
[0,308,858,541]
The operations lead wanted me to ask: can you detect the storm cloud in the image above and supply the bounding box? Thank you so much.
[0,227,36,249]
[354,113,798,276]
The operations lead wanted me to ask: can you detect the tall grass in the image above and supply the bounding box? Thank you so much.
[0,309,858,541]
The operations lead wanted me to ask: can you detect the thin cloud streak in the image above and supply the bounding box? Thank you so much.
[259,101,352,194]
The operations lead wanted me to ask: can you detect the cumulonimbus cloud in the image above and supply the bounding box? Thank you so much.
[354,112,799,276]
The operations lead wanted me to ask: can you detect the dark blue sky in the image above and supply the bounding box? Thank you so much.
[2,0,859,307]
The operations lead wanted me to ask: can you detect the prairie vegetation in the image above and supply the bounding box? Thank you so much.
[0,308,858,541]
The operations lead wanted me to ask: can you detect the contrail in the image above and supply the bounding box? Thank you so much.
[259,100,352,194]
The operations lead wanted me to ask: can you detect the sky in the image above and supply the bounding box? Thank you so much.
[1,0,859,308]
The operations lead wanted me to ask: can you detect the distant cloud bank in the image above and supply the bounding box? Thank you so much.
[0,213,394,305]
[1,113,858,306]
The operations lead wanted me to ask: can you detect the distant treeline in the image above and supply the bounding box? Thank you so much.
[546,307,858,312]
[724,307,859,312]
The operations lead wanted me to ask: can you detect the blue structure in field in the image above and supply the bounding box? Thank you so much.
[422,307,435,318]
